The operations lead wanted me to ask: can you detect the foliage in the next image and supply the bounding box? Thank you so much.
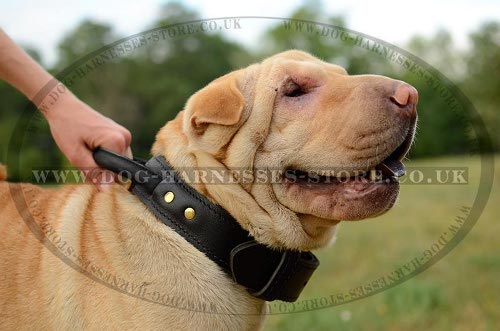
[0,1,498,181]
[462,22,500,151]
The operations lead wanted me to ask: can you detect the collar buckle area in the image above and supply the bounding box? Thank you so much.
[230,240,320,302]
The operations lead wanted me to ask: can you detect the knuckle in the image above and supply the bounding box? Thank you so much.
[122,129,132,145]
[110,132,127,151]
[67,151,80,164]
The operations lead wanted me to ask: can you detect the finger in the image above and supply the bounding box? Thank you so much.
[74,148,116,190]
[125,146,133,158]
[68,146,99,179]
[99,133,128,156]
[122,128,132,147]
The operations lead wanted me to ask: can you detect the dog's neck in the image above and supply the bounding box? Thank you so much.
[151,112,211,198]
[151,112,338,251]
[151,113,273,245]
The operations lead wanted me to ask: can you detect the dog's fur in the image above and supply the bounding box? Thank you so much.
[0,50,417,330]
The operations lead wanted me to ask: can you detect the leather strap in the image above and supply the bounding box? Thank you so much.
[93,147,319,302]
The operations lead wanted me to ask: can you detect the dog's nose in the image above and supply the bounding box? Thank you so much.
[390,83,418,115]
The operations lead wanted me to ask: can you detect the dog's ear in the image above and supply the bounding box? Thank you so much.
[184,71,246,153]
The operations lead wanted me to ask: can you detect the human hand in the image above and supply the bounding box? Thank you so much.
[0,28,131,189]
[44,92,132,190]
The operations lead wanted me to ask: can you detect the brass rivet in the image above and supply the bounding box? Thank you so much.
[184,207,195,220]
[164,191,175,203]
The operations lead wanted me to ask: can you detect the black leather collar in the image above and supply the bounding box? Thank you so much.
[93,147,319,302]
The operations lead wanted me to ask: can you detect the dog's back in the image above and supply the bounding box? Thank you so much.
[0,167,266,330]
[0,167,54,327]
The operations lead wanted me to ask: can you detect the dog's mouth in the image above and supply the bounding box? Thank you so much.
[376,124,415,177]
[277,126,415,221]
[284,125,414,186]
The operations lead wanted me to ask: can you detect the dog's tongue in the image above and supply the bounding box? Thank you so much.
[376,159,406,177]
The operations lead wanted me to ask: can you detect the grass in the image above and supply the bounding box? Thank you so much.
[265,154,500,331]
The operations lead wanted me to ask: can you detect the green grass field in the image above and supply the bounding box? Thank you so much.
[265,155,500,331]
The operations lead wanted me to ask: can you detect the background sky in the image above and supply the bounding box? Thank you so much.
[1,0,499,67]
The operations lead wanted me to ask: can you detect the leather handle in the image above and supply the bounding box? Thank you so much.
[93,147,162,194]
[93,147,147,180]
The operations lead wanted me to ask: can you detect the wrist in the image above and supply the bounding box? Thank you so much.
[40,85,80,122]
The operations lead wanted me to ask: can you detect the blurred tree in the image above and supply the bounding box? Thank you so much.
[0,81,27,169]
[120,2,250,156]
[0,45,55,180]
[46,2,249,159]
[407,30,465,80]
[54,20,136,126]
[57,20,118,68]
[402,31,470,157]
[462,21,500,152]
[1,0,498,182]
[262,0,348,65]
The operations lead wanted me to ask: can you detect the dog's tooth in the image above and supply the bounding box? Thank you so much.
[369,169,382,181]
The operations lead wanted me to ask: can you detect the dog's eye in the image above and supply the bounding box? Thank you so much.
[284,80,306,98]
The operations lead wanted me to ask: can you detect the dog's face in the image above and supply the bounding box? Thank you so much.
[257,51,418,222]
[153,50,417,250]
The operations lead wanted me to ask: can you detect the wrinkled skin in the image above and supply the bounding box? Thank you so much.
[154,50,418,250]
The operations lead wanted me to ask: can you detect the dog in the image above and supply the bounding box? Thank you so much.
[0,50,417,330]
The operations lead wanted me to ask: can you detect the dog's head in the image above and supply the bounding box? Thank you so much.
[153,50,418,250]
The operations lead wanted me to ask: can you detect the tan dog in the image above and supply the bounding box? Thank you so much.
[0,50,417,330]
